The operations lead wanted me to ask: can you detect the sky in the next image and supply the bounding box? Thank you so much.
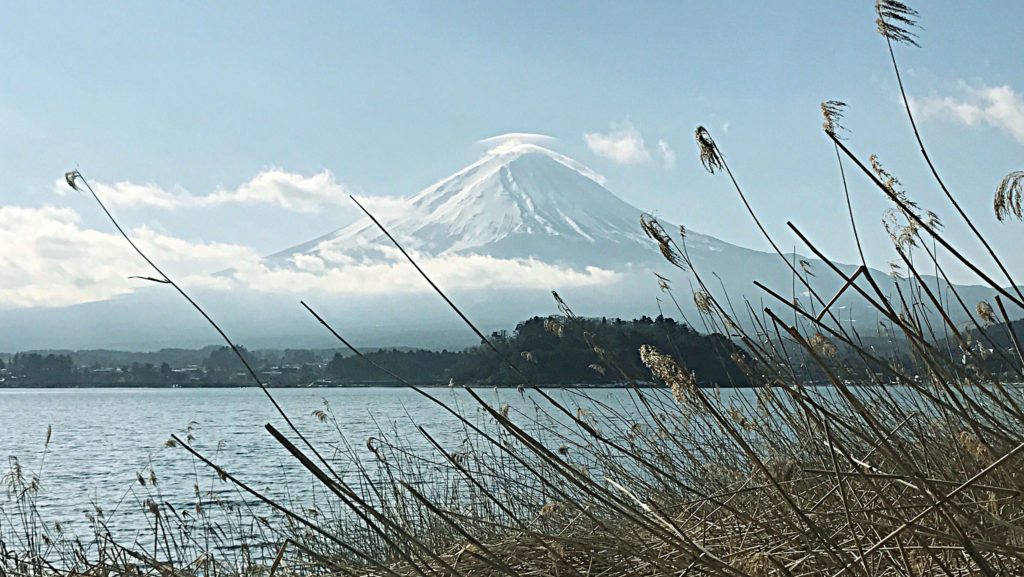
[2,1,1024,309]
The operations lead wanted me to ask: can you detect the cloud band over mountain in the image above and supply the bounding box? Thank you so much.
[56,169,352,212]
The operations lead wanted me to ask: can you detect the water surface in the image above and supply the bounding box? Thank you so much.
[1,386,672,546]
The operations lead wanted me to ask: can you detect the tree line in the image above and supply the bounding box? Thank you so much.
[0,316,748,387]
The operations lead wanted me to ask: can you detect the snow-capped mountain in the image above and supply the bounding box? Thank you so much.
[266,141,729,270]
[0,139,1012,352]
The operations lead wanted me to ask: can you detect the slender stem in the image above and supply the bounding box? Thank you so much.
[834,142,866,267]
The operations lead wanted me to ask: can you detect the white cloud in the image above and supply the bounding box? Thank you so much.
[910,84,1024,144]
[657,139,676,169]
[59,169,352,212]
[0,205,259,308]
[476,133,557,149]
[584,121,651,164]
[350,194,414,218]
[231,254,620,295]
[0,204,621,308]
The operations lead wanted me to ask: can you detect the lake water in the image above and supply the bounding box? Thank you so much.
[1,386,688,551]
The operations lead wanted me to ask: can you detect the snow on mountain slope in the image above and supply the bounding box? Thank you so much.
[266,140,730,269]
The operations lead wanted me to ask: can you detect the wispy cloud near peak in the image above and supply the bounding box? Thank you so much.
[584,121,651,164]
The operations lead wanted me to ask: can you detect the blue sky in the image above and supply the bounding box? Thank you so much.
[2,1,1024,307]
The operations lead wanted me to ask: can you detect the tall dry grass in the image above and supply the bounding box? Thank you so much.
[5,1,1024,575]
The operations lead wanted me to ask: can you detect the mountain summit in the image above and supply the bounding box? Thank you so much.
[268,141,728,269]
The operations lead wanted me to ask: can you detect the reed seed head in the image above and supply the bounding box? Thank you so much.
[695,126,724,173]
[876,0,920,47]
[977,301,995,325]
[641,214,686,269]
[654,272,671,292]
[799,259,815,277]
[870,154,909,203]
[640,344,696,403]
[810,332,838,358]
[544,317,564,337]
[872,154,923,228]
[693,291,714,314]
[820,100,848,138]
[994,171,1024,221]
[64,170,82,192]
[731,351,752,376]
[958,430,994,465]
[540,501,566,517]
[551,290,573,317]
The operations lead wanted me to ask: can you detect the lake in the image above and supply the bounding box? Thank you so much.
[1,386,700,550]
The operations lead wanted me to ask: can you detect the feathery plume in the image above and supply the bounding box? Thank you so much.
[695,126,724,173]
[810,332,838,358]
[871,154,921,221]
[654,272,671,292]
[994,171,1024,221]
[693,291,714,314]
[976,301,995,325]
[821,100,848,138]
[640,345,697,403]
[641,214,686,269]
[543,317,563,337]
[876,0,921,47]
[888,261,904,279]
[64,170,82,192]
